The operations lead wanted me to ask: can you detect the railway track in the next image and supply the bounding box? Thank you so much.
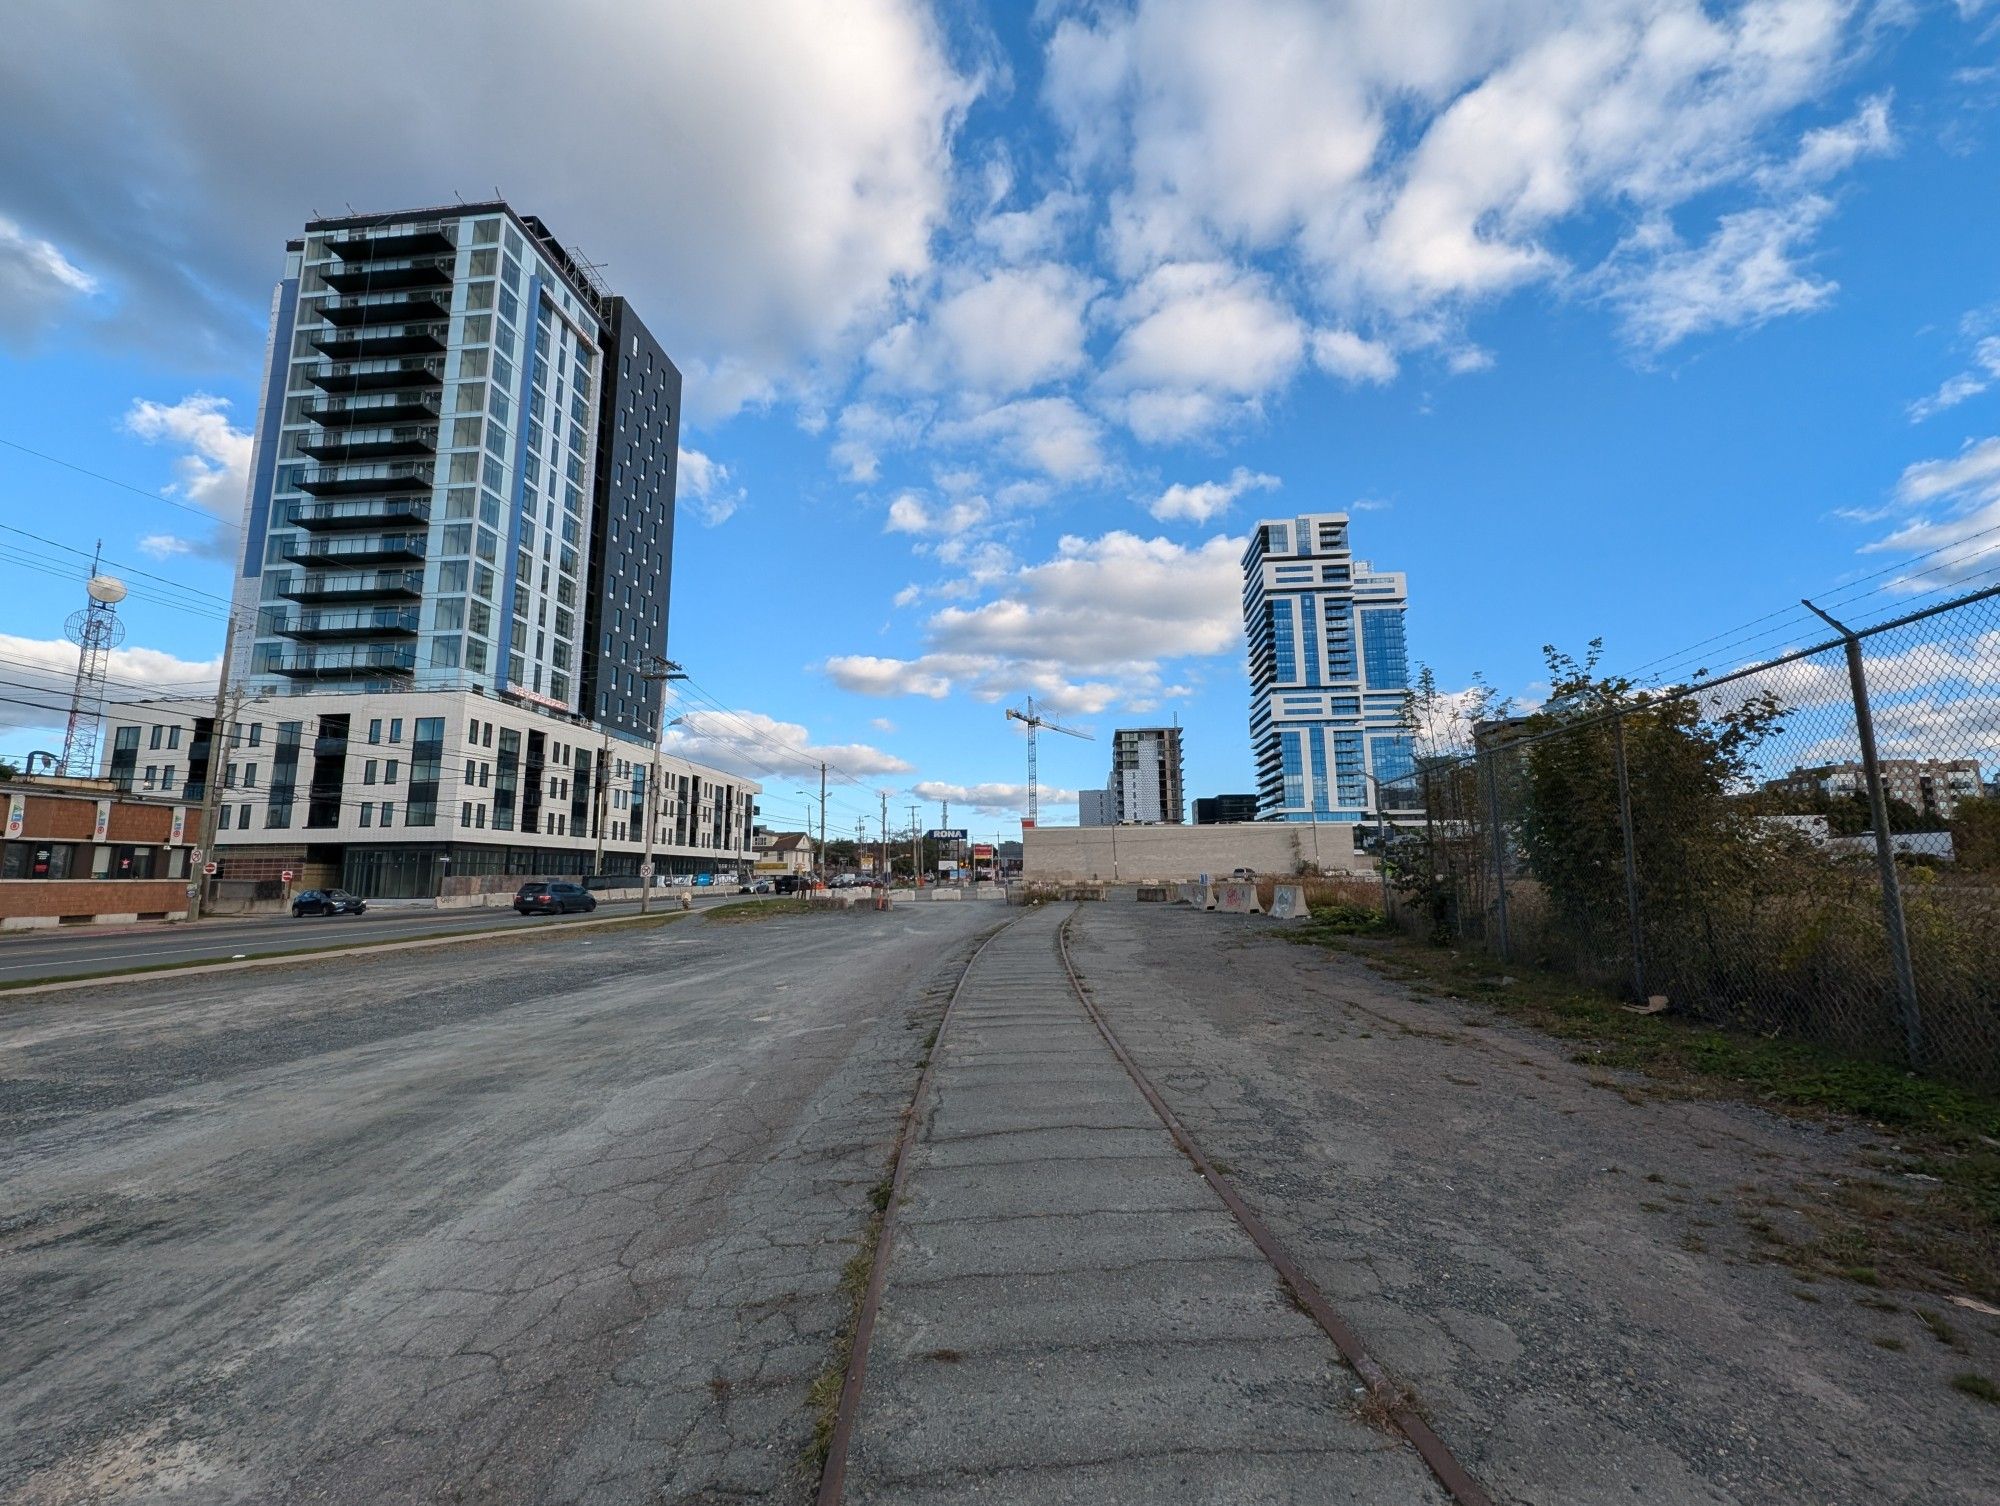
[816,901,1492,1505]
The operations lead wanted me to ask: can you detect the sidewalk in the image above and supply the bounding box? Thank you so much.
[844,904,1445,1504]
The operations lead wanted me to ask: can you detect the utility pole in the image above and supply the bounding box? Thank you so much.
[592,723,610,879]
[817,761,828,887]
[634,656,687,915]
[879,791,889,884]
[190,610,248,923]
[908,803,921,888]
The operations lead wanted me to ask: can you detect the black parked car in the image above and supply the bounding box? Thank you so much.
[291,888,367,918]
[514,881,597,916]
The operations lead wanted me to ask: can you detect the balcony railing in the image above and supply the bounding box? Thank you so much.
[316,290,450,327]
[318,255,455,294]
[269,608,421,639]
[308,322,448,360]
[285,497,431,531]
[303,357,444,393]
[277,569,425,602]
[301,390,441,426]
[282,533,428,567]
[324,223,456,260]
[299,426,438,463]
[295,461,434,496]
[271,646,418,678]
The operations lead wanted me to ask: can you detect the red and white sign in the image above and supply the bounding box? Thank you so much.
[202,862,219,876]
[93,798,111,842]
[4,793,23,841]
[169,805,188,845]
[280,869,294,884]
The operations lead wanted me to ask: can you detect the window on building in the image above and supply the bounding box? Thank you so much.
[389,718,403,743]
[168,725,182,750]
[239,803,251,828]
[218,805,232,830]
[380,801,394,827]
[359,802,373,828]
[368,718,382,744]
[149,726,163,750]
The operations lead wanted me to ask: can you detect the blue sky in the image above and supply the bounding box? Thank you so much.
[2,0,1998,842]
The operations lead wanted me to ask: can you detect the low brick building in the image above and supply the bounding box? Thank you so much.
[1,776,199,930]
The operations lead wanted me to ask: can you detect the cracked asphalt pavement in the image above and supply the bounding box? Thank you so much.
[1,904,998,1505]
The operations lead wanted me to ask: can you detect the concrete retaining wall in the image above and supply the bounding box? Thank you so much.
[1023,821,1366,882]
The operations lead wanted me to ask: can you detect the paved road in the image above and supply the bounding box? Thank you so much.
[1,902,998,1504]
[0,890,755,986]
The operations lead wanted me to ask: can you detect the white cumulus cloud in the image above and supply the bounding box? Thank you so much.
[1148,466,1279,524]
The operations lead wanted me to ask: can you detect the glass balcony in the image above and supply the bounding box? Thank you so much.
[285,497,431,531]
[282,533,428,567]
[324,223,456,260]
[316,290,450,327]
[270,608,421,640]
[301,391,440,426]
[304,358,444,394]
[298,426,438,463]
[308,322,448,360]
[319,255,455,294]
[271,646,418,678]
[278,570,425,603]
[295,461,434,496]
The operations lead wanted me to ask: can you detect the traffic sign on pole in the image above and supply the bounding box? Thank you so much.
[202,862,219,876]
[280,870,294,884]
[639,861,654,878]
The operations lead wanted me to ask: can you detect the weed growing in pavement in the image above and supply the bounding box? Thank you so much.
[1291,930,2000,1298]
[1919,1309,1964,1348]
[1952,1373,2000,1405]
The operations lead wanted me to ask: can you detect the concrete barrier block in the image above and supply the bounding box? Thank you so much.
[1213,881,1262,915]
[1135,885,1169,902]
[930,888,961,901]
[1268,882,1311,921]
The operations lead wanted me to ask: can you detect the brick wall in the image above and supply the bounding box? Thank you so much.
[1,879,190,921]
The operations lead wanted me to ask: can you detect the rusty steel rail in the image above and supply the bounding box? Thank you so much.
[1056,908,1496,1506]
[814,912,1021,1506]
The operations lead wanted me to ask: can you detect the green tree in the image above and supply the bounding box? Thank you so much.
[1950,796,2000,872]
[1510,641,1787,988]
[0,761,18,781]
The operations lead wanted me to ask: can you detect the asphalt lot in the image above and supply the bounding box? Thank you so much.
[1,902,998,1504]
[0,889,753,986]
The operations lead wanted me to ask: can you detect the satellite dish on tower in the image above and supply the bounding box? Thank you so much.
[86,575,128,604]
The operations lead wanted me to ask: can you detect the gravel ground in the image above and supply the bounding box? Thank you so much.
[0,904,997,1504]
[1064,901,2000,1506]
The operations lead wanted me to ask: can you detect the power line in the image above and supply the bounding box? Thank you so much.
[0,434,245,534]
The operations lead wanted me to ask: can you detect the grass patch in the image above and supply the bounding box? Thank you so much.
[1299,931,2000,1299]
[706,899,817,923]
[1919,1309,1964,1348]
[1952,1373,2000,1405]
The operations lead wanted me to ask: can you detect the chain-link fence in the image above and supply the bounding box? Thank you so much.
[1377,585,2000,1091]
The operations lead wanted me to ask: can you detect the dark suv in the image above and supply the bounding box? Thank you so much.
[291,888,367,918]
[514,881,596,915]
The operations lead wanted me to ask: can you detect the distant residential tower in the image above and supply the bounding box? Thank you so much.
[1240,512,1412,821]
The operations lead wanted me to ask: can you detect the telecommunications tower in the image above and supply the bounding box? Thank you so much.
[59,545,128,778]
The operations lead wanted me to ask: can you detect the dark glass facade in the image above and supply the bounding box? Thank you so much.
[582,297,679,743]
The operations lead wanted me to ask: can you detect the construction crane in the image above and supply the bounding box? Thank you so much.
[1004,696,1092,826]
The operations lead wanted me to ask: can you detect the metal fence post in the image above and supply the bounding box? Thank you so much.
[1610,714,1647,1001]
[1482,750,1511,962]
[1803,600,1923,1065]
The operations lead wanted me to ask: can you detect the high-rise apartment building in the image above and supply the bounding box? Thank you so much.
[1241,512,1413,821]
[1109,727,1184,824]
[105,202,754,897]
[228,201,668,721]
